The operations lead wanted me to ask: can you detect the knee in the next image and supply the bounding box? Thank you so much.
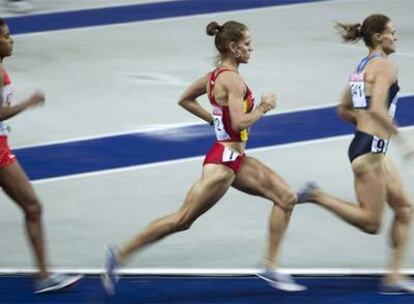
[278,190,297,212]
[169,214,193,233]
[175,220,192,232]
[395,204,414,224]
[362,219,382,235]
[24,201,42,221]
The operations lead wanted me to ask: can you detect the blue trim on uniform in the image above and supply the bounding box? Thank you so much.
[13,95,414,181]
[360,82,400,110]
[6,0,335,34]
[356,53,382,73]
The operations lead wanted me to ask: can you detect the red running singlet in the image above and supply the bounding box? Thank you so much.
[208,67,255,142]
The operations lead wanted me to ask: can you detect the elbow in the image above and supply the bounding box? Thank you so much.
[369,110,384,121]
[337,105,355,123]
[369,109,381,117]
[336,105,347,120]
[336,105,343,118]
[178,99,191,111]
[231,121,243,132]
[178,98,193,110]
[177,99,185,108]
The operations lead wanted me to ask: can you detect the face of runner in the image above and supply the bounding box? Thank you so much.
[0,24,13,59]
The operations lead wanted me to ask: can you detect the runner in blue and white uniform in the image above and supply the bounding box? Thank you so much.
[298,14,414,294]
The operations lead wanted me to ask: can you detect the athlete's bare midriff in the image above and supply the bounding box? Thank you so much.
[219,141,246,155]
[355,109,392,140]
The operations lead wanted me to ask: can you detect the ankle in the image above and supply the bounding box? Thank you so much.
[309,189,322,203]
[38,269,49,280]
[116,251,125,265]
[385,273,406,284]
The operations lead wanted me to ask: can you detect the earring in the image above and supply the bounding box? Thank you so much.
[234,51,241,58]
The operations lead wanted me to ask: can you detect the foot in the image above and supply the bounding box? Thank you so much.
[257,269,307,292]
[101,246,120,295]
[297,182,319,203]
[35,273,83,294]
[381,279,414,294]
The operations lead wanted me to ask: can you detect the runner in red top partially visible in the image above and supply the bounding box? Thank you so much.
[0,18,82,294]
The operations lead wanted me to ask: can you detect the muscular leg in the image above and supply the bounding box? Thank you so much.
[0,161,48,279]
[383,156,413,283]
[307,154,386,234]
[117,164,235,264]
[232,156,296,269]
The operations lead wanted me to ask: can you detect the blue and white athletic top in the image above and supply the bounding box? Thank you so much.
[348,53,399,118]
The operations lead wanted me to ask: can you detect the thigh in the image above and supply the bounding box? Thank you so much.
[352,154,386,217]
[178,164,235,222]
[0,161,39,209]
[231,156,293,204]
[383,156,412,210]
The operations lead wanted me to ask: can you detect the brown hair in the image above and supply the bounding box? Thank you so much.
[335,14,391,48]
[206,20,248,55]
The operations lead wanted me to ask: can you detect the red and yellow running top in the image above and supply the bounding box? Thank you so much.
[0,68,13,135]
[208,67,255,142]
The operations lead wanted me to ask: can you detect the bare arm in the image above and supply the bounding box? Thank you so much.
[225,73,274,131]
[369,60,398,135]
[178,74,213,124]
[336,86,356,125]
[0,66,45,121]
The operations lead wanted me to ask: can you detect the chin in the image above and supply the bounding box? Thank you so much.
[386,48,396,55]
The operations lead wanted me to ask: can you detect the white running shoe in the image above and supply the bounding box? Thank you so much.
[35,273,83,294]
[257,269,307,292]
[101,246,120,295]
[381,279,414,295]
[297,182,319,204]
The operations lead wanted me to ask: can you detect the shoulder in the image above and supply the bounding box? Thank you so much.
[217,70,244,90]
[197,72,211,84]
[371,57,397,77]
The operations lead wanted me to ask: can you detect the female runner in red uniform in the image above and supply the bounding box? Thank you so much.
[0,18,82,293]
[103,20,305,293]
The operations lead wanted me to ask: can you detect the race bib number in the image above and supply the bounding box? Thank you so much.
[371,136,389,154]
[349,73,367,108]
[212,113,230,141]
[222,147,239,162]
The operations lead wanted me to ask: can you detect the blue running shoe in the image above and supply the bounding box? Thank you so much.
[101,246,120,295]
[381,279,414,295]
[257,269,307,292]
[297,182,319,203]
[35,273,83,294]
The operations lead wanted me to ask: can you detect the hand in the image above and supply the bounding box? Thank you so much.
[259,93,276,113]
[28,91,45,107]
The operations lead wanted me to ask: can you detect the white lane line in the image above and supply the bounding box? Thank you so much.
[1,267,414,275]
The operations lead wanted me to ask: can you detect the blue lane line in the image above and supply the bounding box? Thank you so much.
[6,0,334,34]
[14,96,414,181]
[0,275,413,304]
